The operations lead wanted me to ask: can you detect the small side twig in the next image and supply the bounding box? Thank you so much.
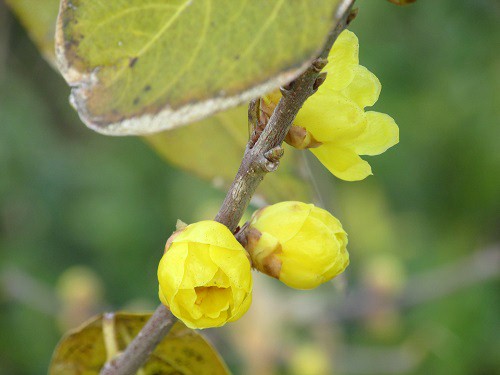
[100,1,354,374]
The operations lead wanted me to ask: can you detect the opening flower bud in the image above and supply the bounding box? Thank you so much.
[285,125,322,150]
[245,201,349,290]
[158,220,252,329]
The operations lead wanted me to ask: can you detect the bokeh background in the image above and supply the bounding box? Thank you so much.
[1,1,499,374]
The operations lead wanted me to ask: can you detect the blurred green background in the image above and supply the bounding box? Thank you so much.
[1,1,499,374]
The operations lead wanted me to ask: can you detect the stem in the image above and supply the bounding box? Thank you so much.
[100,305,175,375]
[100,1,354,374]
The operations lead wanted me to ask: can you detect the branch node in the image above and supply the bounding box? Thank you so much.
[312,57,328,72]
[347,7,359,25]
[313,72,328,92]
[280,84,293,96]
[263,160,279,172]
[264,146,284,163]
[257,146,284,172]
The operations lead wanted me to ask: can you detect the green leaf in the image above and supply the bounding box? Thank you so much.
[145,105,312,203]
[5,0,60,63]
[55,0,341,135]
[7,0,313,203]
[49,312,230,375]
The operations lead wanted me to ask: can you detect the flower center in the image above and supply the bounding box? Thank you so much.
[194,286,224,306]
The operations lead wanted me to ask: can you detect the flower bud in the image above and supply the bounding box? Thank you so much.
[245,202,348,290]
[284,125,322,150]
[158,220,252,329]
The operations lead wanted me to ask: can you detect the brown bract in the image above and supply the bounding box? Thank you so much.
[244,227,283,279]
[285,125,323,150]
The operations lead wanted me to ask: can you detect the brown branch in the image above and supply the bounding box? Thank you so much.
[100,1,355,374]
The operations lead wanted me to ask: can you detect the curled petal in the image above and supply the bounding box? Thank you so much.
[158,242,188,301]
[209,246,252,291]
[342,65,381,108]
[295,93,366,143]
[351,111,399,156]
[175,289,200,319]
[323,29,359,91]
[250,201,313,244]
[228,290,252,322]
[173,220,243,251]
[308,207,345,235]
[179,243,219,289]
[194,286,231,319]
[311,144,372,181]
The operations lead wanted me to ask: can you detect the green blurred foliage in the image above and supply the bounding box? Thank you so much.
[0,1,499,375]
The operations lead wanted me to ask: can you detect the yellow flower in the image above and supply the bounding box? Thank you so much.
[263,30,399,181]
[158,220,252,329]
[244,201,349,290]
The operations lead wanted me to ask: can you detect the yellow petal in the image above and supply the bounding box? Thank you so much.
[194,286,231,318]
[323,238,350,281]
[173,220,243,251]
[323,29,359,90]
[179,242,219,289]
[158,285,169,307]
[204,269,231,289]
[342,65,381,108]
[263,89,281,106]
[228,291,252,322]
[280,216,340,289]
[175,289,201,319]
[250,201,312,244]
[308,205,345,235]
[311,144,372,181]
[209,245,252,291]
[173,306,197,329]
[351,111,399,156]
[158,242,188,300]
[295,92,366,143]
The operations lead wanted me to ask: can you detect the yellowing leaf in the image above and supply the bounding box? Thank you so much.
[49,312,230,375]
[145,105,312,204]
[55,0,342,135]
[7,0,313,203]
[5,0,60,63]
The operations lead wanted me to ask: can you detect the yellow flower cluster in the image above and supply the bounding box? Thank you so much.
[245,201,349,290]
[264,30,399,181]
[156,30,400,329]
[157,221,252,329]
[157,203,349,327]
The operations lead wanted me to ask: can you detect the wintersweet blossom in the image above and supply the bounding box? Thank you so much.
[244,201,349,290]
[158,221,252,329]
[263,30,399,181]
